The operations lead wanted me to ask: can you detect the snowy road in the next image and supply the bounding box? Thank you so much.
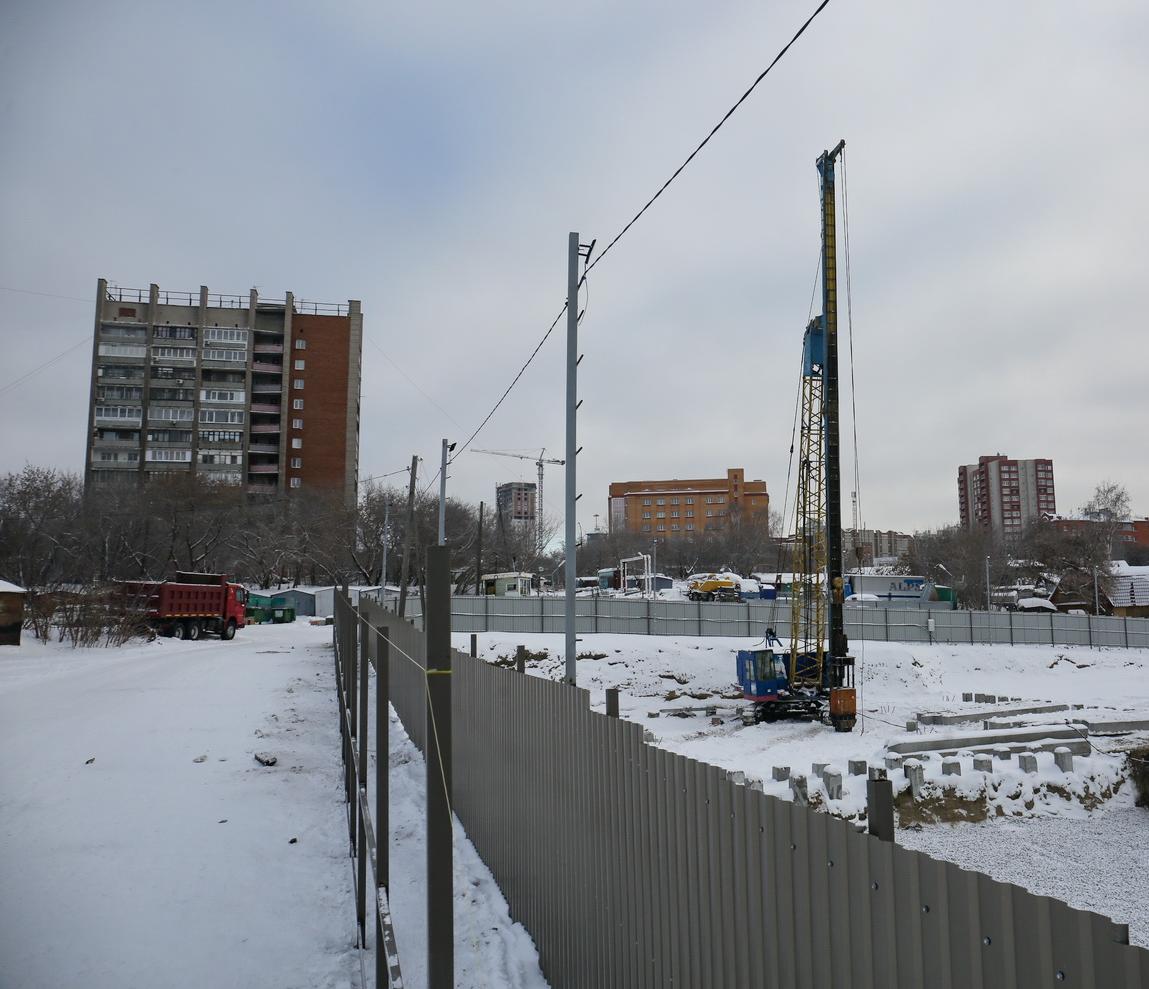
[0,624,358,989]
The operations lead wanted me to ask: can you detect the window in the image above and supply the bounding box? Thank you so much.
[656,498,665,506]
[145,448,192,462]
[641,524,651,532]
[152,346,196,361]
[686,523,694,531]
[706,510,714,518]
[671,524,680,531]
[293,378,304,389]
[147,429,192,443]
[198,409,245,424]
[294,338,307,350]
[291,437,302,449]
[290,457,302,469]
[642,498,652,506]
[203,348,245,362]
[98,385,143,401]
[685,497,694,505]
[204,327,248,344]
[294,359,305,371]
[670,497,678,506]
[154,326,196,340]
[670,511,679,518]
[199,450,241,465]
[657,525,665,532]
[643,512,651,520]
[199,430,242,444]
[686,510,694,518]
[290,477,301,488]
[148,406,194,422]
[292,418,303,429]
[200,389,245,404]
[656,512,665,519]
[293,399,304,410]
[97,343,147,358]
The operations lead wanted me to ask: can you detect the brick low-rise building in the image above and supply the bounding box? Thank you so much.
[86,279,362,505]
[608,468,768,539]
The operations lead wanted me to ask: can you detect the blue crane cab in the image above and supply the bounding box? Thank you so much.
[737,647,789,702]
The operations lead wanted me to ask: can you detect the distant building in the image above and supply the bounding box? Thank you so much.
[86,279,363,505]
[496,481,536,525]
[958,454,1055,536]
[1046,514,1149,558]
[843,529,913,567]
[608,468,769,539]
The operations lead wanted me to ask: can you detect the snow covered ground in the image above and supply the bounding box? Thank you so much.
[455,630,1149,945]
[0,622,547,989]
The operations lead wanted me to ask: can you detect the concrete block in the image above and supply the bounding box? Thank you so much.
[887,725,1085,757]
[994,747,1012,762]
[1054,747,1074,772]
[973,754,993,772]
[848,759,867,777]
[904,760,925,799]
[823,769,843,801]
[985,695,997,703]
[884,753,904,770]
[772,766,790,782]
[749,778,765,792]
[906,720,919,733]
[812,762,828,777]
[974,693,991,703]
[868,766,887,781]
[728,770,746,785]
[917,704,1070,728]
[962,692,973,702]
[941,758,961,776]
[790,774,808,806]
[643,730,656,744]
[1018,752,1038,774]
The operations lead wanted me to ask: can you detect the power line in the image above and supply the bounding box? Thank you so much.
[0,286,93,304]
[0,336,90,397]
[359,465,412,485]
[445,0,832,460]
[364,335,466,432]
[584,0,832,277]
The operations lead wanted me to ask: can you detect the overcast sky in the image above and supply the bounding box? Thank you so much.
[2,0,1146,535]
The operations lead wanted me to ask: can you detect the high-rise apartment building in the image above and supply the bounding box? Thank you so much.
[957,454,1055,536]
[496,481,537,525]
[86,279,362,505]
[608,468,769,539]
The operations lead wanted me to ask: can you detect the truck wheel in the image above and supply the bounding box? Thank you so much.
[172,623,185,640]
[185,620,201,641]
[221,620,237,641]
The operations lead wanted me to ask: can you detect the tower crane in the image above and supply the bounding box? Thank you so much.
[472,448,565,559]
[736,139,857,732]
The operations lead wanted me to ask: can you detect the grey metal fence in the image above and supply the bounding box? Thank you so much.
[385,593,1149,649]
[357,598,1149,988]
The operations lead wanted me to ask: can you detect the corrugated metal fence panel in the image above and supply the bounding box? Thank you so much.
[438,595,1149,649]
[343,603,1149,987]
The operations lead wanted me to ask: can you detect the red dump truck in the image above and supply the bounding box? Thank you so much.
[122,572,248,640]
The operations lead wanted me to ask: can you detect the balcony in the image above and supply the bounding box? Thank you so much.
[252,383,282,394]
[250,402,280,414]
[253,343,284,355]
[251,361,282,374]
[250,423,280,434]
[248,463,279,475]
[248,443,279,455]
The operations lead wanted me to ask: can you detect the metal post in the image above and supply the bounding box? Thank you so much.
[374,621,388,988]
[424,545,453,988]
[1093,567,1100,616]
[606,687,620,718]
[470,633,477,658]
[515,644,526,675]
[867,776,894,842]
[564,231,579,685]
[475,501,484,595]
[438,438,448,546]
[381,498,390,591]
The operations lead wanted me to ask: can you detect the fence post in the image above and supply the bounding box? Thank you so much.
[515,645,526,674]
[884,608,890,642]
[867,775,894,842]
[541,594,546,634]
[697,599,703,636]
[425,545,454,989]
[606,687,620,718]
[356,604,369,947]
[746,601,752,637]
[484,592,490,633]
[969,610,974,645]
[374,615,390,989]
[1088,614,1093,650]
[1009,610,1014,647]
[470,632,477,658]
[647,597,652,636]
[594,595,599,634]
[1050,611,1056,646]
[1125,616,1129,648]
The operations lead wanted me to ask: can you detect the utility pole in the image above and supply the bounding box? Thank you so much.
[437,438,451,546]
[381,498,390,588]
[1093,566,1100,616]
[985,554,992,612]
[398,455,418,617]
[564,231,579,685]
[475,501,484,595]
